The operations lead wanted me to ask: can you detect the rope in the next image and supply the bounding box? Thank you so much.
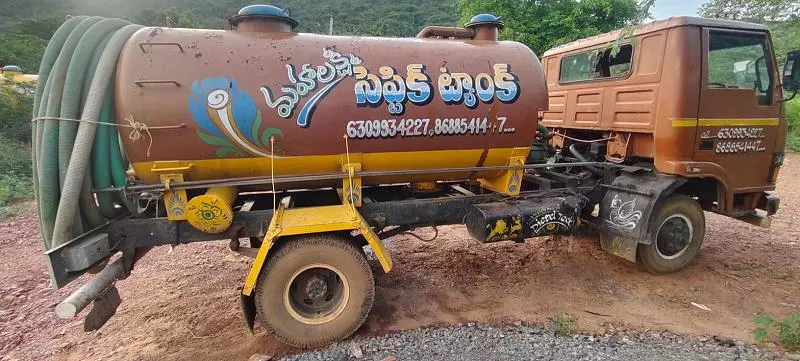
[270,136,276,214]
[31,115,186,158]
[343,135,357,214]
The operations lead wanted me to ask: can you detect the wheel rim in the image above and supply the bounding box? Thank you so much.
[655,214,693,260]
[283,263,350,325]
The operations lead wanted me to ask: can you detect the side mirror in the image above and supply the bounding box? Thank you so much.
[783,50,800,93]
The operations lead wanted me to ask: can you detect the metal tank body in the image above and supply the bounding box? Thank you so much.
[114,12,547,188]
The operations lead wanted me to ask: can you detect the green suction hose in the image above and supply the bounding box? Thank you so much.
[38,17,103,246]
[33,17,144,250]
[92,87,118,219]
[50,24,144,249]
[61,19,131,227]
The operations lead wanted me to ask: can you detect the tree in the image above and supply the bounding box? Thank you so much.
[11,16,64,40]
[771,20,800,64]
[698,0,800,64]
[456,0,644,55]
[0,35,46,73]
[699,0,799,22]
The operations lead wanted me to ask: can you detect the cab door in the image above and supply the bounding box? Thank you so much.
[694,28,782,190]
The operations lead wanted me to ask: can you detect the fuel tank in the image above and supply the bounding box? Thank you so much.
[115,10,547,188]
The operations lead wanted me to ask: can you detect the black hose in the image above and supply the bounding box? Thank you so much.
[568,143,604,177]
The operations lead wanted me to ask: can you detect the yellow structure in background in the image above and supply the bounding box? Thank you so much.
[1,65,38,94]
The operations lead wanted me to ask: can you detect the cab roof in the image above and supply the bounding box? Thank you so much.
[542,16,770,57]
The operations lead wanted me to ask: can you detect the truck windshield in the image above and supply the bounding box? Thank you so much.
[708,31,773,105]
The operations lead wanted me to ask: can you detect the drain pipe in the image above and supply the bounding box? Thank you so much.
[55,258,125,319]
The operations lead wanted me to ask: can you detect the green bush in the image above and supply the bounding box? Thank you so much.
[0,80,34,220]
[553,313,576,336]
[0,136,31,177]
[0,79,33,144]
[0,173,32,204]
[0,173,33,220]
[787,98,800,152]
[753,313,800,351]
[0,137,33,220]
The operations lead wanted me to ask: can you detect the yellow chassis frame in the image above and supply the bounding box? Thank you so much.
[240,162,392,296]
[239,149,527,297]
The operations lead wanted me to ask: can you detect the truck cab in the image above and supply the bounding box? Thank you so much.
[540,17,798,225]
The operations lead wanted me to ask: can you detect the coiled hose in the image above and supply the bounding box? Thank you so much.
[33,17,143,250]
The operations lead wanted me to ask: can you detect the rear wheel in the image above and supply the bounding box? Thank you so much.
[254,234,374,348]
[638,194,705,274]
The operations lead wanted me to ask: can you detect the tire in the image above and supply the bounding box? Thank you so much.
[638,194,705,274]
[254,234,375,348]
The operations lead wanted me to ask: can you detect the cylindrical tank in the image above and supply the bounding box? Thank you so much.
[115,9,547,188]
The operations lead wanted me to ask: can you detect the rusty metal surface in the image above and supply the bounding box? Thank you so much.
[115,26,547,185]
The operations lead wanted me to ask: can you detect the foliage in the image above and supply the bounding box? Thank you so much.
[0,0,458,37]
[699,0,799,22]
[698,0,800,64]
[0,172,33,220]
[0,135,32,178]
[0,79,34,144]
[553,313,576,336]
[0,35,45,73]
[0,0,458,73]
[786,98,800,151]
[10,16,64,41]
[0,135,33,220]
[456,0,643,55]
[753,313,800,351]
[771,20,800,65]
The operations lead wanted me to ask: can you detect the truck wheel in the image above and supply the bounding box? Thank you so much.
[638,194,705,274]
[254,234,374,348]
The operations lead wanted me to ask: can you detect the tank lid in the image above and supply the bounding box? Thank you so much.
[1,65,23,72]
[230,4,298,29]
[464,13,504,30]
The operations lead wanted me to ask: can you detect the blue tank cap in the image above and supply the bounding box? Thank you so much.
[1,65,23,72]
[464,13,504,30]
[230,4,298,29]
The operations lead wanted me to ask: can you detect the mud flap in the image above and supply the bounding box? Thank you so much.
[599,172,685,262]
[240,292,257,333]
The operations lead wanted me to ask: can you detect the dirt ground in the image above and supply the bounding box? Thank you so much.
[2,156,799,361]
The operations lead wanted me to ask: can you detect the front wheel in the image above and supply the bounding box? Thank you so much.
[638,194,705,274]
[255,234,375,348]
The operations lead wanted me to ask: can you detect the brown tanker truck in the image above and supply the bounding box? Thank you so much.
[33,5,799,348]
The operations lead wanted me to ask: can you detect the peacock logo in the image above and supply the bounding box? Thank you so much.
[189,77,283,158]
[605,195,643,231]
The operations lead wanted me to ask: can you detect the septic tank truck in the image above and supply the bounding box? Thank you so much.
[33,4,799,347]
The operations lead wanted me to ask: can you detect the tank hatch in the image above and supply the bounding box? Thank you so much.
[230,4,298,33]
[464,13,504,41]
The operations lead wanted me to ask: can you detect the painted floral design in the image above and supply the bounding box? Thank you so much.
[189,77,283,157]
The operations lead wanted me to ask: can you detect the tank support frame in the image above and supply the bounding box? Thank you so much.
[47,160,646,332]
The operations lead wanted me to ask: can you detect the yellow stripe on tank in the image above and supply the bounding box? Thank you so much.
[131,147,525,186]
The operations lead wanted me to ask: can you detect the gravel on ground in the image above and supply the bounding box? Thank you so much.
[282,323,783,361]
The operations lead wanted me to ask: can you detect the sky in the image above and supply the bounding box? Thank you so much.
[651,0,705,19]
